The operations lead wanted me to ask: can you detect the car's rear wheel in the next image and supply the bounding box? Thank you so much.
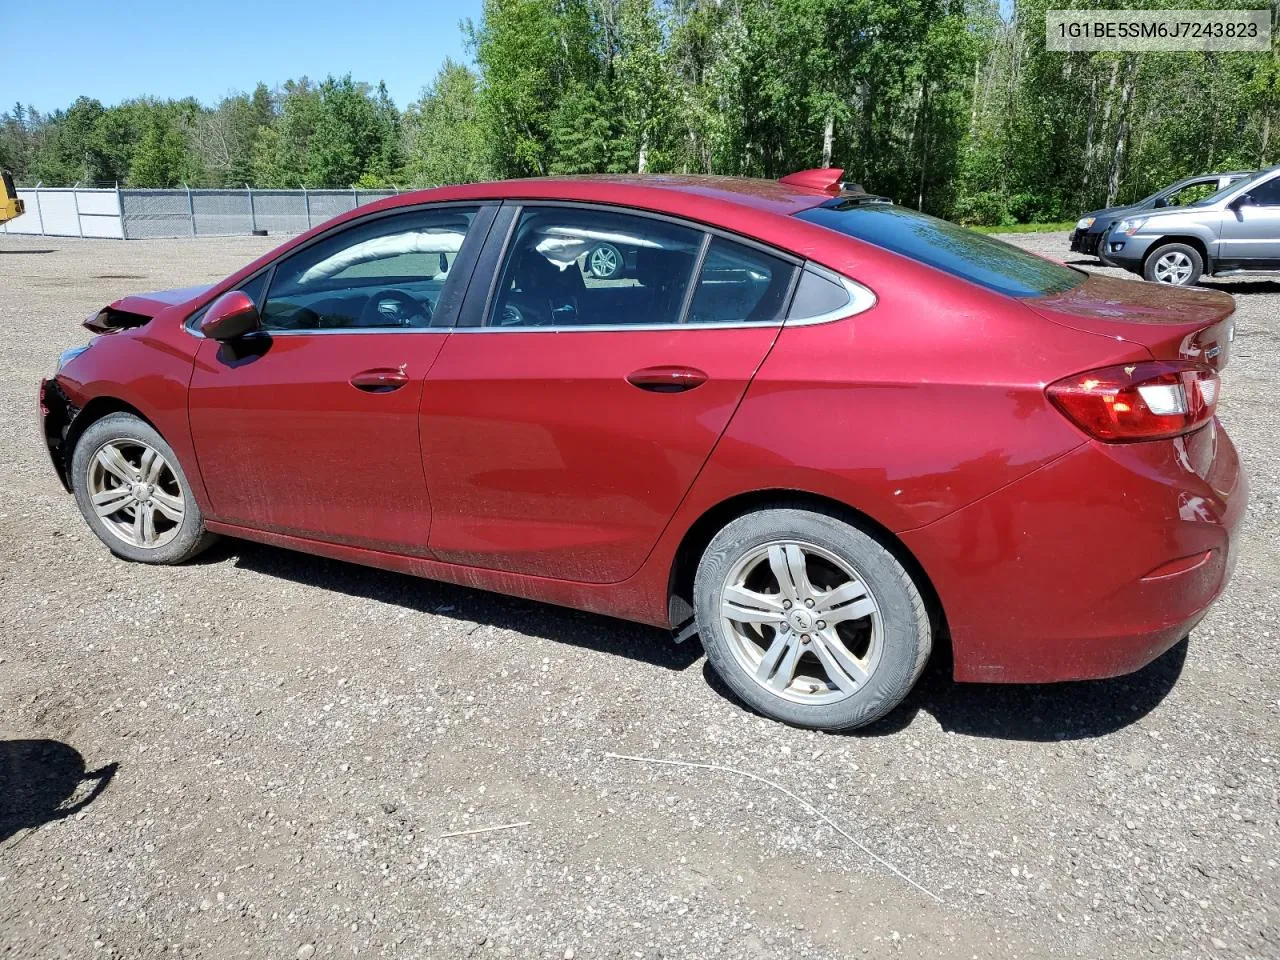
[694,507,931,730]
[70,412,216,564]
[1143,243,1203,286]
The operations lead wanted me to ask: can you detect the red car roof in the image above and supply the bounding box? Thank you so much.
[371,174,834,221]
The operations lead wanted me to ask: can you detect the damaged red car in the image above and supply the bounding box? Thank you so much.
[39,169,1246,730]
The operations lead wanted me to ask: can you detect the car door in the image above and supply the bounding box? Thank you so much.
[188,203,494,553]
[1218,173,1280,266]
[419,203,798,583]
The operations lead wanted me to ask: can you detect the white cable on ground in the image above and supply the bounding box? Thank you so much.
[604,751,943,904]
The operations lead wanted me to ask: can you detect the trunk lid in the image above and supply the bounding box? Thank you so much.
[1025,273,1235,369]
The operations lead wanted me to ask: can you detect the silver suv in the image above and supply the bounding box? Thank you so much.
[1102,166,1280,285]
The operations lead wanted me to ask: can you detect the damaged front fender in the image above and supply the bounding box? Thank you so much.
[38,378,79,492]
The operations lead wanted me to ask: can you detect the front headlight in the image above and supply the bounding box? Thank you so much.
[56,345,89,374]
[1076,216,1095,230]
[1115,218,1147,236]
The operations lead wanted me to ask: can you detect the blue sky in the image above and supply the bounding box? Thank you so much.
[2,0,484,114]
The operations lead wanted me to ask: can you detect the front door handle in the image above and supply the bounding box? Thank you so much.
[626,365,708,393]
[350,367,409,393]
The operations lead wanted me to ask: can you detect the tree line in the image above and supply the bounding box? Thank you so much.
[1,0,1276,225]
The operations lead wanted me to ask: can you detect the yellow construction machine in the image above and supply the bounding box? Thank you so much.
[1,171,24,225]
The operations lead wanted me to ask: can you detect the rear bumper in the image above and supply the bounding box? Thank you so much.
[904,421,1246,683]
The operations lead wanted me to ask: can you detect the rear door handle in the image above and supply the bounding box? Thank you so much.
[626,365,708,393]
[350,367,409,393]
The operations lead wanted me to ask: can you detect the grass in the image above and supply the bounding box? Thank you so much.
[969,221,1077,234]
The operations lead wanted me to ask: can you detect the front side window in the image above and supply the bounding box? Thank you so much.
[261,206,479,331]
[1246,175,1280,206]
[488,207,702,328]
[1193,170,1268,206]
[797,201,1084,298]
[686,237,796,325]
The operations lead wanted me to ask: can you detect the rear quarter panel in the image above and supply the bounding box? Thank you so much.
[675,241,1149,535]
[624,237,1154,627]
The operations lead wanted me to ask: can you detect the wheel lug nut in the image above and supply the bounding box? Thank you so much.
[816,620,826,630]
[801,635,810,644]
[804,598,815,608]
[779,623,789,633]
[783,600,792,609]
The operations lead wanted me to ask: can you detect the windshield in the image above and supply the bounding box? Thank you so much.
[797,201,1085,298]
[1193,171,1265,206]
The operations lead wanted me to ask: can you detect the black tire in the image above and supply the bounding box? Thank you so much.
[70,412,217,564]
[1142,242,1203,286]
[694,507,931,731]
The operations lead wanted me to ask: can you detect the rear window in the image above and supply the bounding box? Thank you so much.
[796,200,1085,298]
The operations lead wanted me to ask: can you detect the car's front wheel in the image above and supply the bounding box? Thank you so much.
[588,243,623,279]
[1143,242,1203,286]
[694,507,931,731]
[70,412,216,564]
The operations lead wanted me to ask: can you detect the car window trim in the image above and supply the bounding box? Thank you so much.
[462,199,806,333]
[183,200,498,338]
[785,262,877,326]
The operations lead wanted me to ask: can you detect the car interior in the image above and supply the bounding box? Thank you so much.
[259,215,474,331]
[490,212,796,327]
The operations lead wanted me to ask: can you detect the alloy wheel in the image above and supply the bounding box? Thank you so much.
[1152,250,1193,284]
[719,540,883,705]
[86,439,185,549]
[589,244,621,279]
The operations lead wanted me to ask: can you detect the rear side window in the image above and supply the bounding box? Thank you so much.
[796,201,1084,298]
[687,237,796,324]
[488,207,702,328]
[788,267,852,320]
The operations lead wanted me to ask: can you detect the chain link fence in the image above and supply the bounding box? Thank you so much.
[3,187,403,239]
[120,188,400,239]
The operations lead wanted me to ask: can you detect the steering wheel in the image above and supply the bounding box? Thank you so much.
[356,289,431,328]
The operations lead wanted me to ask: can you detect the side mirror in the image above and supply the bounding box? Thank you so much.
[1229,192,1256,211]
[1152,196,1168,208]
[200,290,261,341]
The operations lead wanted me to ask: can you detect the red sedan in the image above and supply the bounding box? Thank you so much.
[38,169,1246,730]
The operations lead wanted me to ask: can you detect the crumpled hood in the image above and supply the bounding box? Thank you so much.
[110,283,212,316]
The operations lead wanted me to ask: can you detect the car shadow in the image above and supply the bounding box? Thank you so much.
[1199,279,1280,294]
[0,739,117,844]
[219,539,702,672]
[704,636,1188,741]
[210,540,1186,739]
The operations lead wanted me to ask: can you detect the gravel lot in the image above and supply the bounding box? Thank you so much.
[0,230,1276,960]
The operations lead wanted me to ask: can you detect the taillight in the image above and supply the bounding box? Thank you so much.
[1046,361,1219,442]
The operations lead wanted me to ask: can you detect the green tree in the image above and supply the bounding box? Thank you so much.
[403,60,491,185]
[468,0,598,176]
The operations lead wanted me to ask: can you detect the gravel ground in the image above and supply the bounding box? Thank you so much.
[0,230,1276,960]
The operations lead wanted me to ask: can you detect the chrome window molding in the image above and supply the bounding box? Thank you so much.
[243,326,452,338]
[450,319,784,334]
[784,263,877,327]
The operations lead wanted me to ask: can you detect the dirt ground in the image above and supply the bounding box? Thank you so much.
[0,230,1276,960]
